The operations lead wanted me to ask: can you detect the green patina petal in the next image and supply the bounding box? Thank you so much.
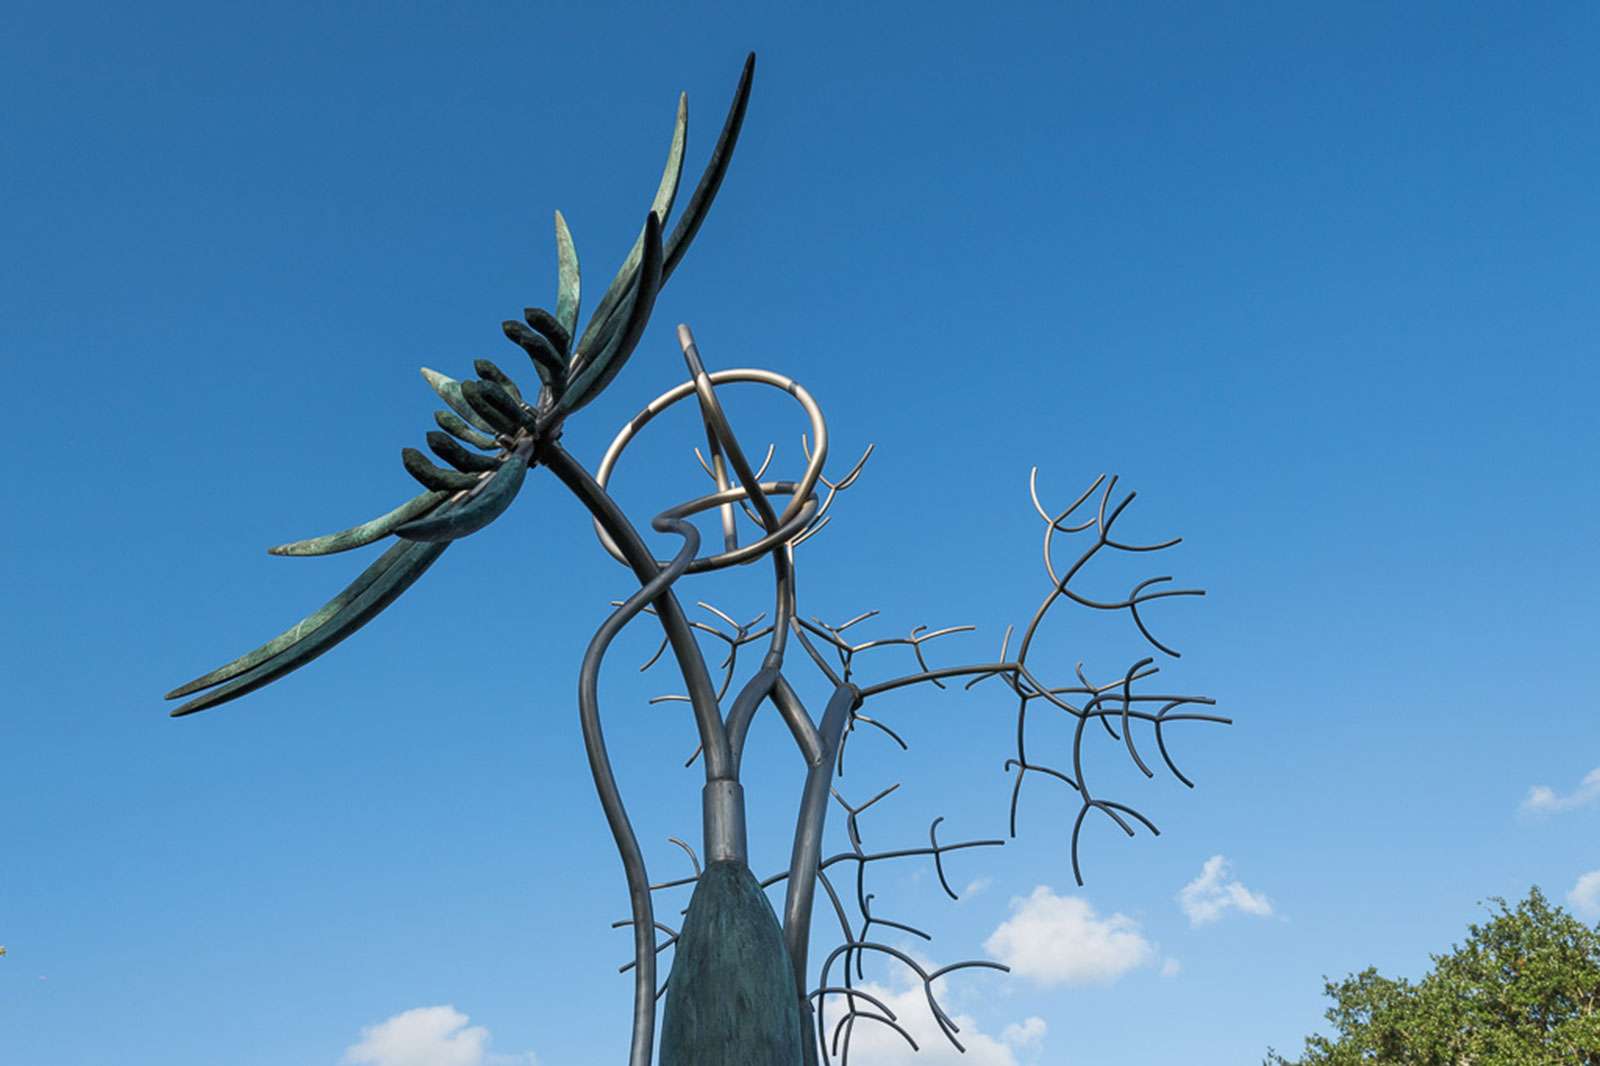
[421,367,498,435]
[662,54,753,281]
[433,409,498,450]
[458,379,526,435]
[395,448,531,543]
[402,447,482,492]
[267,490,448,557]
[573,93,688,364]
[168,538,415,699]
[472,358,524,404]
[168,538,452,716]
[575,56,752,372]
[559,212,663,414]
[554,210,581,341]
[522,307,570,359]
[500,322,565,390]
[426,431,500,473]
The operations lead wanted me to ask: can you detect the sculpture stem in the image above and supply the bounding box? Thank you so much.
[544,441,732,1066]
[781,680,859,1066]
[543,442,732,779]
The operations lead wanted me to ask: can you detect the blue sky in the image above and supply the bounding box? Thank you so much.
[3,3,1598,1064]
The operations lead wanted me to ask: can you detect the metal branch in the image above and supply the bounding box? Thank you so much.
[666,836,703,878]
[815,939,1008,1065]
[795,436,875,548]
[614,919,681,975]
[629,600,774,711]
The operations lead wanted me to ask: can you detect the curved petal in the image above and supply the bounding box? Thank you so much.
[170,536,426,699]
[499,323,565,390]
[459,379,533,434]
[558,211,663,414]
[523,307,571,359]
[421,367,498,435]
[572,56,751,375]
[402,447,482,492]
[554,210,581,341]
[395,446,531,543]
[426,431,500,473]
[433,409,498,450]
[267,490,449,557]
[573,92,688,361]
[472,358,525,404]
[662,53,753,280]
[167,538,451,716]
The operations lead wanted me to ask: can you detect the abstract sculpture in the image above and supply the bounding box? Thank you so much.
[168,54,1229,1066]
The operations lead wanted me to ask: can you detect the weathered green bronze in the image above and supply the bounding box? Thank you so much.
[659,862,803,1065]
[168,54,1230,1066]
[267,490,447,557]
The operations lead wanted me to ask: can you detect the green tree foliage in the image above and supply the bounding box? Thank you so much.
[1267,888,1600,1065]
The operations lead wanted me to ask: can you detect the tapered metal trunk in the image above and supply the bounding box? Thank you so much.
[659,860,805,1065]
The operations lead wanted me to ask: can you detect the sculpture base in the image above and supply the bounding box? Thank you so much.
[659,860,804,1066]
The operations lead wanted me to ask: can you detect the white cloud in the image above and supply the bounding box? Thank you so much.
[983,886,1155,986]
[963,877,994,900]
[342,1006,537,1066]
[1001,1017,1047,1049]
[817,973,1045,1066]
[1159,957,1181,978]
[1569,869,1600,921]
[1522,767,1600,815]
[1177,856,1274,927]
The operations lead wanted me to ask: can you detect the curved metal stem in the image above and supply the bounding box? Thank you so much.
[782,681,859,1066]
[543,442,733,781]
[570,479,704,1066]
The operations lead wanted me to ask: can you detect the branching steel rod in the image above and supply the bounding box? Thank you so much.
[757,838,1007,893]
[856,661,1020,699]
[815,939,1008,1066]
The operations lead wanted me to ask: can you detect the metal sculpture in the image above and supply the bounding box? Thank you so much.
[167,54,1229,1066]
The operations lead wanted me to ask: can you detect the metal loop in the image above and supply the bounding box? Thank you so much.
[593,367,829,571]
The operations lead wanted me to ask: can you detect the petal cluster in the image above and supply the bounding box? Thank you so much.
[165,55,756,717]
